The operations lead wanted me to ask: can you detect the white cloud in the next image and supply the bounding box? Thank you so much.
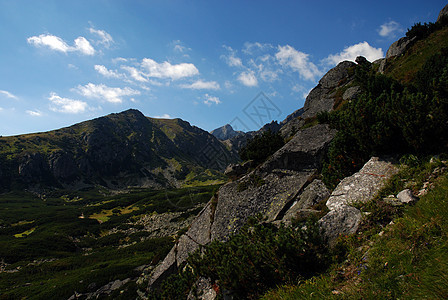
[172,40,191,53]
[180,80,220,90]
[378,21,402,38]
[94,65,123,79]
[324,41,384,65]
[0,90,18,99]
[89,27,114,47]
[121,66,148,82]
[112,57,128,63]
[26,110,42,117]
[203,94,221,106]
[49,93,88,114]
[275,45,322,81]
[243,42,273,55]
[238,71,258,87]
[73,36,95,55]
[153,113,172,119]
[141,58,199,80]
[221,45,243,67]
[75,83,140,104]
[27,34,95,55]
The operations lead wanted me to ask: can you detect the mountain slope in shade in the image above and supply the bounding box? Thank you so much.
[0,109,239,191]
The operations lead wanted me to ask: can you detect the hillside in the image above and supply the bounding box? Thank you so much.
[0,109,238,191]
[143,6,448,299]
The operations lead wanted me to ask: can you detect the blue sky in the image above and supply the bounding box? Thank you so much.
[0,0,446,136]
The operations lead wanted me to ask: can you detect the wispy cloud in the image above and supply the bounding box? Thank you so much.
[94,65,124,79]
[140,58,199,80]
[221,45,243,67]
[49,93,88,114]
[89,27,114,48]
[153,113,172,119]
[204,94,221,106]
[180,80,220,90]
[121,66,148,82]
[75,83,140,104]
[378,21,403,38]
[27,34,95,55]
[26,110,43,117]
[324,41,384,65]
[238,71,258,87]
[171,40,191,53]
[275,45,322,81]
[0,90,18,99]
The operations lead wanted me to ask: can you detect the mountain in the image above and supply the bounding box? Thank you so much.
[210,124,243,140]
[0,109,239,191]
[146,5,448,298]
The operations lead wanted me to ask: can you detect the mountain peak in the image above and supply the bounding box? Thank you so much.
[210,124,243,140]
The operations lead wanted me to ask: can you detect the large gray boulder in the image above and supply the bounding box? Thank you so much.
[319,205,362,246]
[302,61,356,118]
[386,36,415,59]
[326,157,398,211]
[320,157,398,245]
[261,124,337,173]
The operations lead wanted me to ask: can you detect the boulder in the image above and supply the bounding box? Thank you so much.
[386,36,415,59]
[302,61,356,118]
[224,160,254,180]
[319,205,362,246]
[326,157,398,211]
[397,189,417,203]
[261,124,337,173]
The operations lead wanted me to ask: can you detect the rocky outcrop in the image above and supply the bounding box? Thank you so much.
[302,61,356,119]
[48,151,78,182]
[386,36,416,59]
[326,157,398,211]
[224,160,254,180]
[261,124,336,173]
[148,121,337,289]
[319,157,398,245]
[18,153,50,183]
[210,124,243,140]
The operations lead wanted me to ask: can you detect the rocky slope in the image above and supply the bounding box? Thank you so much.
[146,57,365,289]
[0,109,239,191]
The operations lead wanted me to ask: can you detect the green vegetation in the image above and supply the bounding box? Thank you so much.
[319,45,448,189]
[0,185,219,299]
[150,216,330,299]
[262,157,448,299]
[239,130,285,165]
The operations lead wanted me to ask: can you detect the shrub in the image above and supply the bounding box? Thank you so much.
[239,130,284,165]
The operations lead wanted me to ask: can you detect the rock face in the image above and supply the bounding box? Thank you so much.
[319,157,398,245]
[386,36,416,59]
[210,124,243,140]
[326,157,398,211]
[302,61,356,118]
[148,122,337,289]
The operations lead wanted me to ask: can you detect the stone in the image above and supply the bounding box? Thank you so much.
[355,56,370,66]
[187,277,217,300]
[319,205,362,246]
[224,160,254,180]
[342,86,362,101]
[396,189,417,203]
[326,157,398,211]
[386,36,416,59]
[261,124,337,173]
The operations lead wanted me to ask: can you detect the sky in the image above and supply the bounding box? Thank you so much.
[0,0,446,136]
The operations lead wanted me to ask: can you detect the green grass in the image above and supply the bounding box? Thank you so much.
[0,185,219,299]
[385,26,448,83]
[263,158,448,299]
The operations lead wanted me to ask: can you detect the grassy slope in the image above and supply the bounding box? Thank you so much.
[0,185,219,299]
[263,159,448,299]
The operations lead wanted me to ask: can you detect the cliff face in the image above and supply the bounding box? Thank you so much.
[0,109,239,191]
